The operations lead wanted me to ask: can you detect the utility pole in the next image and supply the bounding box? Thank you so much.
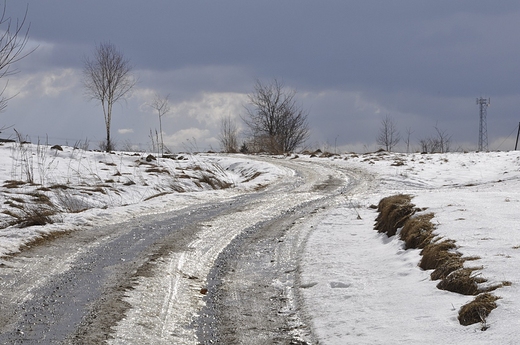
[476,97,490,151]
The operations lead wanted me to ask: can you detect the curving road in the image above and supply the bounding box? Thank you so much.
[0,157,372,344]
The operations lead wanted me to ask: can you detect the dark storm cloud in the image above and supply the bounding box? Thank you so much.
[10,1,520,92]
[4,0,520,151]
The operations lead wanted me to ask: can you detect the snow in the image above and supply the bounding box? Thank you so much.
[300,151,520,344]
[1,141,520,343]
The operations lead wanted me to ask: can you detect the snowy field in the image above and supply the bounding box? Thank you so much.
[300,150,520,344]
[0,141,519,344]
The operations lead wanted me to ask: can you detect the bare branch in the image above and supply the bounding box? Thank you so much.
[0,2,35,112]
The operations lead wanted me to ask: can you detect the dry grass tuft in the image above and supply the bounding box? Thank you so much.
[430,256,465,280]
[3,180,26,189]
[143,192,170,201]
[29,192,53,206]
[400,213,435,249]
[198,173,233,190]
[419,239,460,270]
[243,171,262,183]
[9,205,57,228]
[437,267,486,295]
[458,293,500,326]
[145,167,170,175]
[374,194,415,236]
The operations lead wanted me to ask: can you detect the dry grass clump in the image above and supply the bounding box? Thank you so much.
[436,267,486,295]
[198,173,233,189]
[243,171,262,183]
[419,238,460,270]
[3,180,27,189]
[319,151,339,158]
[145,167,170,174]
[458,293,500,326]
[429,256,465,280]
[374,194,415,237]
[400,213,435,249]
[4,205,57,228]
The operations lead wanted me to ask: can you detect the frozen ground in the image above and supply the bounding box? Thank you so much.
[0,142,519,344]
[300,150,520,344]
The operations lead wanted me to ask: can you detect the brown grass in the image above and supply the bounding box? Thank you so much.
[29,192,53,206]
[5,205,57,228]
[436,267,486,295]
[419,238,460,270]
[430,256,465,280]
[145,167,170,174]
[374,194,415,237]
[3,180,26,188]
[243,171,262,183]
[143,192,170,201]
[49,184,71,190]
[458,293,500,326]
[198,173,232,190]
[400,213,435,249]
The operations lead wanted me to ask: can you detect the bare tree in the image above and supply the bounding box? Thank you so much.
[405,127,413,153]
[218,115,239,153]
[0,2,34,113]
[377,115,400,152]
[433,125,451,153]
[419,125,451,153]
[243,79,309,154]
[150,93,170,155]
[83,42,135,152]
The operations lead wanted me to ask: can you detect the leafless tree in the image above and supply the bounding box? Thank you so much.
[83,42,135,152]
[218,115,239,153]
[433,125,451,153]
[243,79,309,154]
[0,2,34,113]
[419,125,451,153]
[150,93,170,155]
[405,127,413,153]
[377,115,401,152]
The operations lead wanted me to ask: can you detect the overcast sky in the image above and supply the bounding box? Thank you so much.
[2,0,520,152]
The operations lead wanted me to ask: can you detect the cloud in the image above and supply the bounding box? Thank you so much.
[168,92,247,128]
[118,128,134,135]
[163,127,218,152]
[5,68,80,99]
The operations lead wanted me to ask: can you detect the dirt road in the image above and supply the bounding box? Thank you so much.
[0,157,369,344]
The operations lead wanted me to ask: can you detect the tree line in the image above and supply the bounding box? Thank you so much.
[377,115,452,153]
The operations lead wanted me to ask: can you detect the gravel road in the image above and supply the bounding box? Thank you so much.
[0,157,370,344]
